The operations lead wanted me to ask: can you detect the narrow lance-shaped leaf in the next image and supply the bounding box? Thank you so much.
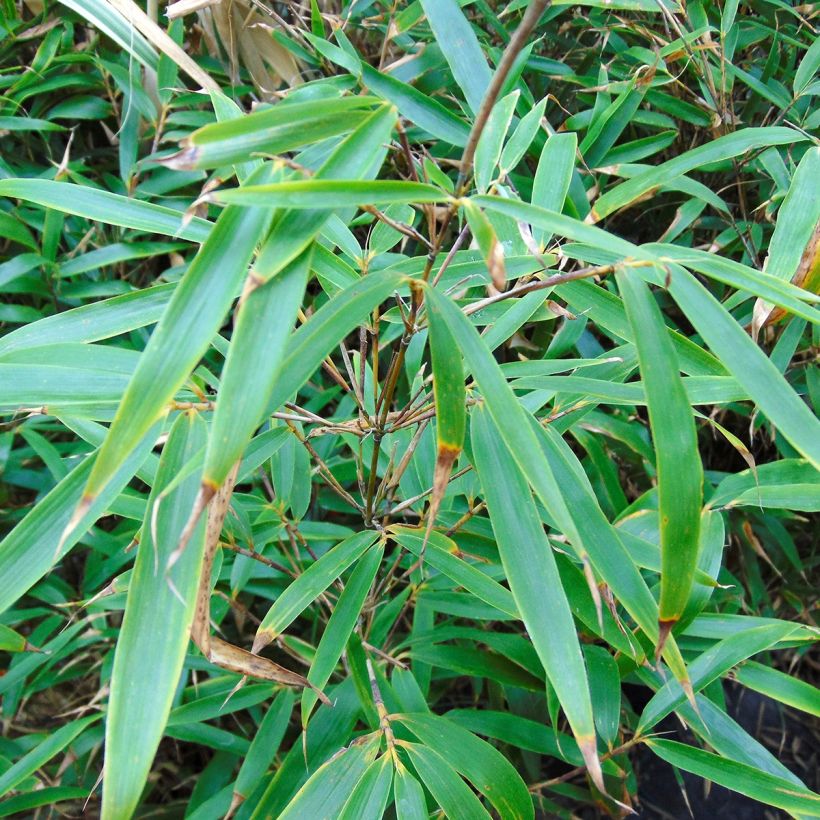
[531,132,577,249]
[463,201,505,289]
[393,759,428,820]
[165,96,379,170]
[360,63,470,146]
[646,739,820,816]
[253,531,381,653]
[338,755,394,820]
[617,271,703,651]
[72,162,278,525]
[500,97,547,175]
[229,689,295,816]
[753,146,820,335]
[0,623,38,653]
[732,661,820,719]
[590,127,810,221]
[0,179,211,242]
[419,0,491,115]
[638,621,799,733]
[474,90,519,193]
[301,542,384,727]
[57,0,157,69]
[668,265,820,468]
[0,285,175,355]
[204,247,312,491]
[420,282,466,559]
[471,405,602,794]
[103,411,208,820]
[390,527,517,617]
[212,179,448,210]
[0,715,100,798]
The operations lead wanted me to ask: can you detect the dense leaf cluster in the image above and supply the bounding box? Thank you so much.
[0,0,818,817]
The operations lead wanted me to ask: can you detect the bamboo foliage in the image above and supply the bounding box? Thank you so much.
[0,0,818,817]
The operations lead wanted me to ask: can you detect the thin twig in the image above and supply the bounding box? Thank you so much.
[456,0,552,193]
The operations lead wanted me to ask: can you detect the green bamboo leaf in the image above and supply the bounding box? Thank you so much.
[679,695,810,790]
[463,201,506,289]
[476,194,648,260]
[532,132,577,248]
[0,422,161,616]
[396,712,534,820]
[591,128,809,221]
[617,272,702,640]
[423,283,467,543]
[556,279,725,376]
[253,531,381,652]
[390,527,517,617]
[447,708,583,765]
[166,685,272,727]
[58,241,187,278]
[0,117,64,134]
[794,36,820,96]
[338,755,394,820]
[733,661,820,718]
[646,739,820,815]
[0,787,91,817]
[304,31,362,74]
[103,412,208,820]
[638,622,798,732]
[277,735,380,820]
[0,179,211,242]
[419,0,491,115]
[56,0,156,69]
[0,624,35,653]
[753,147,820,331]
[232,689,295,811]
[165,96,378,170]
[0,285,174,355]
[360,64,470,146]
[393,760,427,820]
[302,543,383,727]
[475,91,519,193]
[212,179,447,209]
[0,364,132,410]
[667,266,820,467]
[721,0,739,34]
[78,163,278,508]
[0,715,99,797]
[509,374,748,405]
[471,405,600,782]
[648,244,820,324]
[409,643,543,690]
[500,97,547,174]
[583,645,621,747]
[581,85,646,169]
[203,248,311,490]
[708,459,818,509]
[401,742,492,820]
